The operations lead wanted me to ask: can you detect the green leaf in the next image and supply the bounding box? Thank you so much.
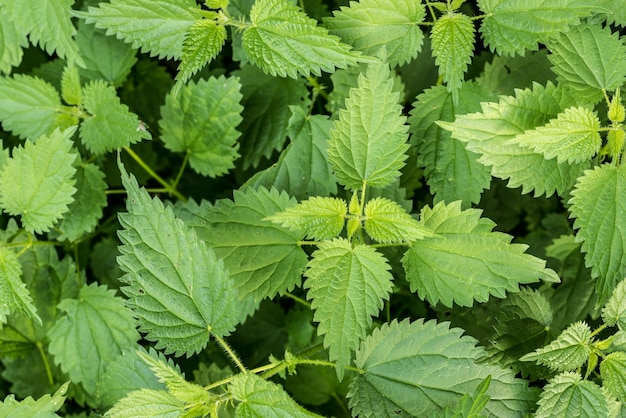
[0,247,40,326]
[104,389,185,418]
[0,13,27,74]
[520,321,591,372]
[434,375,491,418]
[535,372,609,418]
[159,75,243,177]
[547,24,626,103]
[509,106,601,164]
[430,12,475,102]
[439,81,589,197]
[47,283,139,396]
[569,164,626,306]
[117,165,240,356]
[80,80,151,154]
[324,0,425,67]
[0,381,68,417]
[600,352,626,402]
[241,0,361,79]
[327,61,409,190]
[266,196,347,240]
[75,0,202,60]
[244,106,337,200]
[229,372,321,417]
[0,0,82,65]
[305,238,393,379]
[603,279,626,330]
[476,50,554,96]
[55,162,107,242]
[409,83,493,206]
[477,0,595,56]
[176,19,227,86]
[234,65,309,169]
[402,201,559,307]
[0,74,65,140]
[363,197,433,243]
[60,64,81,106]
[348,319,538,417]
[0,127,77,233]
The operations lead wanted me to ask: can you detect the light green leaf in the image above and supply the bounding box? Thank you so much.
[47,283,139,395]
[439,81,589,197]
[328,61,409,190]
[0,13,27,74]
[241,0,361,79]
[229,372,321,417]
[266,197,347,241]
[409,83,494,206]
[176,19,227,86]
[0,0,82,65]
[535,372,608,418]
[509,106,601,164]
[348,319,538,417]
[430,12,475,102]
[477,0,595,56]
[159,76,242,177]
[244,106,337,200]
[117,164,240,356]
[104,389,185,418]
[601,352,626,403]
[60,64,81,106]
[55,162,107,242]
[324,0,425,67]
[0,247,40,326]
[189,187,308,303]
[80,80,151,154]
[520,321,591,372]
[433,375,491,418]
[569,164,626,306]
[602,279,626,330]
[0,127,77,233]
[0,74,65,140]
[364,197,433,243]
[402,201,559,307]
[305,238,393,379]
[548,24,626,103]
[0,381,68,417]
[75,0,201,60]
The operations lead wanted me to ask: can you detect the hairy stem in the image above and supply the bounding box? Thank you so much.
[123,146,187,202]
[212,332,247,373]
[37,341,54,387]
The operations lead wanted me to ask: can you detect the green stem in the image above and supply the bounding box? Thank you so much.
[283,292,311,308]
[172,151,190,191]
[123,146,187,202]
[36,341,54,387]
[212,332,246,373]
[332,391,351,418]
[306,76,330,101]
[590,323,609,338]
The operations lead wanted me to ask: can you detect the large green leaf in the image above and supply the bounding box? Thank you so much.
[327,61,409,190]
[75,0,201,60]
[569,164,626,306]
[117,164,240,356]
[0,247,40,326]
[159,76,243,177]
[402,201,559,307]
[0,127,77,233]
[305,238,393,379]
[535,372,608,418]
[47,283,139,395]
[0,12,27,74]
[324,0,425,67]
[241,0,361,78]
[348,319,538,417]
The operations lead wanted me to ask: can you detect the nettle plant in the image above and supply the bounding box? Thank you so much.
[0,0,625,416]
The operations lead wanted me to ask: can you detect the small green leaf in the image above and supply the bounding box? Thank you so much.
[434,375,491,418]
[510,106,601,164]
[0,127,77,233]
[242,0,361,79]
[535,372,608,418]
[305,238,393,379]
[603,279,626,330]
[60,64,81,106]
[47,283,139,395]
[520,321,591,372]
[176,19,227,86]
[0,247,40,326]
[104,389,185,418]
[229,372,321,417]
[266,196,347,241]
[324,0,425,67]
[0,381,68,417]
[328,61,409,190]
[600,352,626,402]
[363,197,433,243]
[159,76,243,177]
[117,164,240,356]
[80,80,151,154]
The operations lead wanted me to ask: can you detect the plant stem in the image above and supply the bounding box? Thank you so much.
[37,341,54,387]
[284,292,311,308]
[123,146,187,202]
[212,332,246,373]
[172,151,190,191]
